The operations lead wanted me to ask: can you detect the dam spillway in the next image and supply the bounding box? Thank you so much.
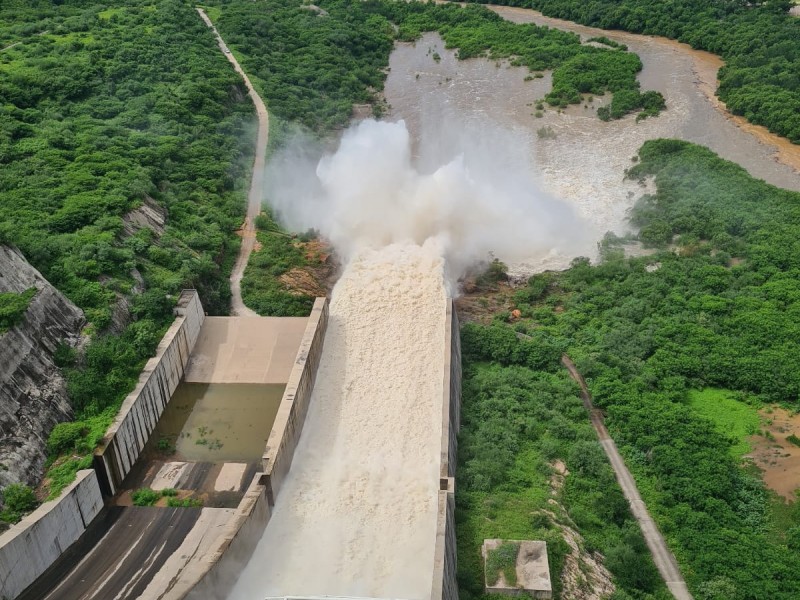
[227,243,458,599]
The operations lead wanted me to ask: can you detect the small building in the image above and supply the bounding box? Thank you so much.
[482,539,552,599]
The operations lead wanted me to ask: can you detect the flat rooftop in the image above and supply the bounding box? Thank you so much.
[184,316,308,384]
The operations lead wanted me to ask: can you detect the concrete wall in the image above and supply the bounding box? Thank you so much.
[169,474,271,600]
[262,297,329,505]
[94,290,205,495]
[173,298,328,599]
[0,469,103,599]
[431,300,461,600]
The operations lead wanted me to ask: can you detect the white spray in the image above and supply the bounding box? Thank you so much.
[227,118,590,599]
[266,118,591,286]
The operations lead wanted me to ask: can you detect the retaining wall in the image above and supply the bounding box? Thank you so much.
[170,474,271,600]
[431,300,461,600]
[262,297,329,505]
[177,297,328,599]
[0,470,103,599]
[94,290,205,495]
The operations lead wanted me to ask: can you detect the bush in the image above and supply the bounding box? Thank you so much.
[0,484,37,523]
[167,497,202,508]
[47,421,87,455]
[0,288,36,332]
[131,488,161,506]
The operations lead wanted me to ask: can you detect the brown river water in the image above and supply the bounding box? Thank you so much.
[383,5,800,270]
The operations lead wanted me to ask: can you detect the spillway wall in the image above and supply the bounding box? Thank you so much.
[174,474,271,600]
[94,290,205,495]
[0,469,103,599]
[262,297,329,505]
[180,298,328,599]
[431,301,461,600]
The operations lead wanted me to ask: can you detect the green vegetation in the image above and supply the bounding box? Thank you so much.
[207,0,394,133]
[688,389,761,459]
[468,0,800,142]
[131,487,161,506]
[166,497,202,508]
[0,288,36,333]
[0,0,256,495]
[131,486,199,507]
[496,139,800,598]
[0,484,38,524]
[484,541,519,587]
[240,210,317,316]
[787,434,800,448]
[457,335,667,599]
[587,36,627,51]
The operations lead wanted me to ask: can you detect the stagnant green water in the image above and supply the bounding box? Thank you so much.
[150,383,285,462]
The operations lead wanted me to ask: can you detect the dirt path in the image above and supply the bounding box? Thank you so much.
[562,355,693,600]
[197,7,266,317]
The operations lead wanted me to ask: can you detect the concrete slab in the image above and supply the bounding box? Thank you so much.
[215,463,247,492]
[482,539,552,599]
[184,317,307,384]
[150,462,191,490]
[17,506,219,600]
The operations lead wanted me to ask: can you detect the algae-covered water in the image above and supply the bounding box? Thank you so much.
[150,383,285,462]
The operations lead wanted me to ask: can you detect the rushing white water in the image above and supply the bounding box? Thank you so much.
[227,242,446,599]
[228,114,583,598]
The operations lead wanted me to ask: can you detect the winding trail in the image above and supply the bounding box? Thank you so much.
[562,355,693,600]
[197,7,267,317]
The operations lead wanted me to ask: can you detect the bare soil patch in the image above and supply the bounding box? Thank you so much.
[749,406,800,500]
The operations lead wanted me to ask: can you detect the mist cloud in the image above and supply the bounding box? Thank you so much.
[264,118,593,285]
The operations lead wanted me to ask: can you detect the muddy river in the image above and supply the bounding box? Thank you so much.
[383,5,800,270]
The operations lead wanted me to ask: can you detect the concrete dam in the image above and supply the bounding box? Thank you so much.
[1,244,461,600]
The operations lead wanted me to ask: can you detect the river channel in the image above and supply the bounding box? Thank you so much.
[383,4,800,270]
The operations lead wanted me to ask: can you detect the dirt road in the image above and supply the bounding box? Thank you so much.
[562,355,693,600]
[197,8,266,317]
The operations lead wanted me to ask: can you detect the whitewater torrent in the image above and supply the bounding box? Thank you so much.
[227,242,447,599]
[228,118,582,598]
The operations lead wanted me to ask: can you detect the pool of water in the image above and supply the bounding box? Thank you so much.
[149,383,285,462]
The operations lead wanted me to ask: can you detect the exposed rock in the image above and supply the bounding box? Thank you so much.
[544,460,615,600]
[556,511,615,600]
[121,194,166,238]
[0,246,85,497]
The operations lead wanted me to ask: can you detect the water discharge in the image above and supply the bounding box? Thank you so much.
[228,242,446,599]
[231,110,582,598]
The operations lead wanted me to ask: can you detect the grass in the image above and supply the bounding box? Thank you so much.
[456,446,570,598]
[485,541,520,587]
[98,8,123,20]
[201,5,222,23]
[688,388,760,459]
[131,487,202,507]
[44,409,115,499]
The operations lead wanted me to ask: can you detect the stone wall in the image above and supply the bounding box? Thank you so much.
[0,245,85,492]
[0,469,103,599]
[94,290,204,495]
[431,300,461,600]
[261,297,329,505]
